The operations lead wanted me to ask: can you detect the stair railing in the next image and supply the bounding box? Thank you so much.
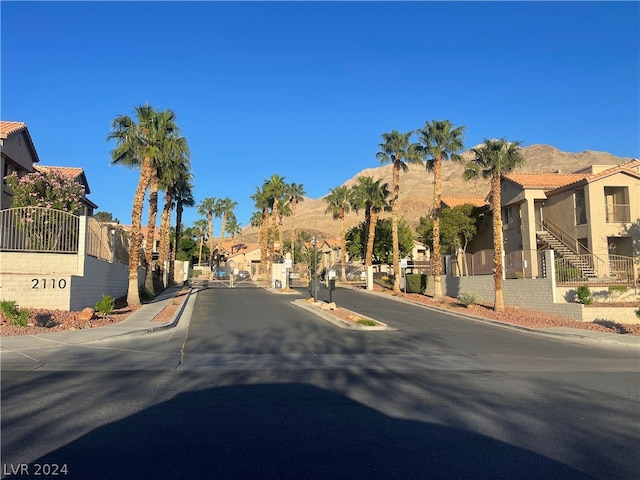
[539,218,608,277]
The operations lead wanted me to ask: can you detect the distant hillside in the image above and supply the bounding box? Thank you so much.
[241,145,633,242]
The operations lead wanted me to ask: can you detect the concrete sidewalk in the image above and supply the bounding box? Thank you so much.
[0,285,192,352]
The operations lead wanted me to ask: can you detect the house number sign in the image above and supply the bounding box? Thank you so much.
[32,279,67,289]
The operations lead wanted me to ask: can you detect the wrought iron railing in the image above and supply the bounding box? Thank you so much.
[0,207,79,253]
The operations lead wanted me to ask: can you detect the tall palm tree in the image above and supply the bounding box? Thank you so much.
[198,197,217,275]
[265,174,287,261]
[153,132,190,290]
[287,182,306,264]
[324,185,352,281]
[216,197,238,242]
[463,138,524,311]
[225,215,242,248]
[169,171,194,284]
[376,130,424,293]
[107,104,181,306]
[251,187,271,276]
[416,120,466,300]
[194,219,208,267]
[351,176,391,269]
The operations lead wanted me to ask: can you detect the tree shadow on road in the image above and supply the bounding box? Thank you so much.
[28,383,593,480]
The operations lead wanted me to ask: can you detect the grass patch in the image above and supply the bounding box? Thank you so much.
[0,300,29,326]
[356,319,379,327]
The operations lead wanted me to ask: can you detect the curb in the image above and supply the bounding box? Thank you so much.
[346,286,640,346]
[292,299,394,331]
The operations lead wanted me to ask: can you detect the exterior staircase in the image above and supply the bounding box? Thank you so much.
[536,229,598,278]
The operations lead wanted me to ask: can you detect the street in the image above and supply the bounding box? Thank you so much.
[2,286,638,479]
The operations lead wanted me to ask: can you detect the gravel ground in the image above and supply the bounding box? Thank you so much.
[369,285,640,336]
[2,286,638,337]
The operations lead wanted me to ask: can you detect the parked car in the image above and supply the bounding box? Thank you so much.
[213,267,227,279]
[237,270,251,280]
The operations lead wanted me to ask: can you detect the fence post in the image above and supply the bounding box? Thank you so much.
[545,249,556,302]
[77,215,87,276]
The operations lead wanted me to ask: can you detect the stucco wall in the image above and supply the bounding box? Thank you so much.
[0,251,145,310]
[427,274,585,320]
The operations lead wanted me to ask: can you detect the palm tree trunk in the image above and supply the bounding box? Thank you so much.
[432,157,443,300]
[219,213,227,243]
[158,192,172,287]
[171,202,184,285]
[392,163,401,293]
[339,211,346,281]
[366,209,377,267]
[290,201,296,264]
[261,209,270,276]
[144,174,159,295]
[491,174,505,311]
[127,159,153,306]
[207,213,214,279]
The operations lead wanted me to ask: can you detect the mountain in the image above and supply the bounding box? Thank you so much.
[240,145,633,242]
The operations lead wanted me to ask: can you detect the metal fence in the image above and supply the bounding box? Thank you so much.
[0,207,79,253]
[85,217,130,264]
[555,254,638,286]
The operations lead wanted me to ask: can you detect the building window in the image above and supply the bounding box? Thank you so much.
[604,187,630,223]
[502,206,514,229]
[574,189,586,225]
[3,162,16,184]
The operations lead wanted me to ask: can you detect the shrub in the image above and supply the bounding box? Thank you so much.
[458,292,480,307]
[575,285,593,305]
[189,269,202,278]
[607,285,628,301]
[356,319,379,327]
[0,300,29,326]
[555,264,582,281]
[405,274,428,294]
[95,294,115,316]
[139,287,154,302]
[635,307,640,320]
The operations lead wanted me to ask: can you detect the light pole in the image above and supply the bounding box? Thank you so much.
[312,236,318,302]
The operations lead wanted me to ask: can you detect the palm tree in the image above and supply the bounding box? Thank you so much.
[251,187,271,276]
[216,197,238,242]
[351,176,391,270]
[287,182,306,264]
[198,197,217,275]
[107,104,182,306]
[416,120,466,300]
[463,138,524,311]
[324,186,352,281]
[376,130,424,293]
[265,174,287,260]
[169,171,194,284]
[194,219,208,267]
[225,215,242,249]
[153,132,190,289]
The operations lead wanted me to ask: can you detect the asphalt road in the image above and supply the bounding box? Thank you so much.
[2,285,638,479]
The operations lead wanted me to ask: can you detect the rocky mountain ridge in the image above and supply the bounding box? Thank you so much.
[241,144,633,241]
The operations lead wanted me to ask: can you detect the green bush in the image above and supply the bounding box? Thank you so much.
[95,294,115,316]
[356,319,379,327]
[0,300,29,326]
[405,274,428,294]
[555,264,582,281]
[139,287,154,302]
[607,285,628,301]
[635,308,640,320]
[189,269,202,278]
[575,285,593,305]
[458,292,480,307]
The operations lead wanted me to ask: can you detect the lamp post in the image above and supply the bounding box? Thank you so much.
[312,236,318,302]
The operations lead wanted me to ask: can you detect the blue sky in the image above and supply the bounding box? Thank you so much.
[2,1,638,231]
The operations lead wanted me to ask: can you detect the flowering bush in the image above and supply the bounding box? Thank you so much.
[5,171,85,214]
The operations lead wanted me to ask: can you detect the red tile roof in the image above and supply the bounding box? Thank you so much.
[503,173,587,189]
[0,121,40,163]
[441,196,487,208]
[0,121,26,136]
[545,159,640,194]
